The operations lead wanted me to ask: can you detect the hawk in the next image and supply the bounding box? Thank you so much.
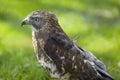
[21,10,113,80]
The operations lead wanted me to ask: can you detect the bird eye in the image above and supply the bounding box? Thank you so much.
[34,17,39,22]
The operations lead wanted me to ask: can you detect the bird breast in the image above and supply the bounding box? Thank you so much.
[32,31,61,78]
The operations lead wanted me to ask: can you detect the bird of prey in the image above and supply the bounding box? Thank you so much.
[21,10,113,80]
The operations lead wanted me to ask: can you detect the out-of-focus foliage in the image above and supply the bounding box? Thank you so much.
[0,0,120,80]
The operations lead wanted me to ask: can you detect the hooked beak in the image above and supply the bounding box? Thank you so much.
[21,18,30,26]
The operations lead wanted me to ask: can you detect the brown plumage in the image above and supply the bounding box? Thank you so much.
[21,10,113,80]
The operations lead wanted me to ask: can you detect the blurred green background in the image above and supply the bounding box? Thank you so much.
[0,0,120,80]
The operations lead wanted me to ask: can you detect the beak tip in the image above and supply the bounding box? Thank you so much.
[21,21,26,26]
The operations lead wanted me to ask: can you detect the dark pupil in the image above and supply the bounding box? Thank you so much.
[34,17,39,22]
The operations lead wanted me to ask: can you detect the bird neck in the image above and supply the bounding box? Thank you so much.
[32,28,50,40]
[32,25,67,43]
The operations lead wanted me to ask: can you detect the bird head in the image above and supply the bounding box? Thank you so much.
[21,10,58,31]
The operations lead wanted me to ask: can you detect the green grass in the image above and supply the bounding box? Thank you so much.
[0,0,120,80]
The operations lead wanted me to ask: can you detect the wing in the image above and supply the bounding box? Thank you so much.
[78,47,114,80]
[44,30,113,80]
